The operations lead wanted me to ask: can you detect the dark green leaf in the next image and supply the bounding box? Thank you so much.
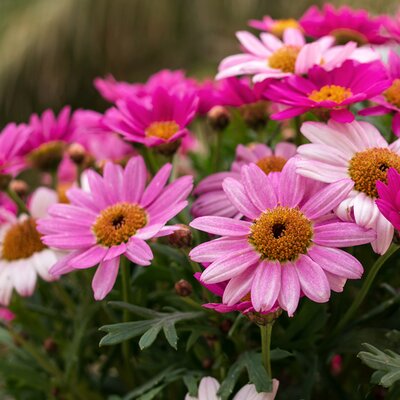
[99,320,154,346]
[139,324,162,350]
[163,322,178,350]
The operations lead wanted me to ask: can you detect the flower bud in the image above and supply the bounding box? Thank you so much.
[247,307,282,326]
[68,143,86,165]
[43,337,58,353]
[219,319,233,334]
[202,357,214,369]
[9,180,28,197]
[168,224,192,248]
[207,106,231,131]
[174,279,193,297]
[239,101,268,130]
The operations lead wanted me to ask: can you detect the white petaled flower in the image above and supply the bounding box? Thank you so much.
[297,119,400,254]
[0,188,61,305]
[185,377,279,400]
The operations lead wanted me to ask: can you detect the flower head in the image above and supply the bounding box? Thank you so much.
[249,16,301,37]
[190,160,375,316]
[38,156,193,300]
[192,142,296,218]
[299,4,389,45]
[265,60,389,122]
[297,119,400,254]
[104,87,198,147]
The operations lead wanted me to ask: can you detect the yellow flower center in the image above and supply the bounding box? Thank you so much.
[2,218,46,261]
[28,141,65,171]
[145,121,180,141]
[248,206,313,262]
[270,19,300,37]
[57,182,72,204]
[308,85,352,103]
[330,28,367,45]
[384,79,400,109]
[92,202,147,247]
[268,45,300,73]
[256,155,287,175]
[348,148,400,198]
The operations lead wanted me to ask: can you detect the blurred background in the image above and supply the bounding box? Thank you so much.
[0,0,398,123]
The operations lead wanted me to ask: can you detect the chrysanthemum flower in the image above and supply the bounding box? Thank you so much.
[192,142,296,218]
[103,87,198,148]
[37,156,193,300]
[297,119,400,254]
[299,4,389,45]
[376,168,400,230]
[185,376,279,400]
[216,28,376,83]
[360,52,400,136]
[0,123,30,176]
[0,188,60,305]
[249,16,301,37]
[190,160,375,316]
[265,60,390,122]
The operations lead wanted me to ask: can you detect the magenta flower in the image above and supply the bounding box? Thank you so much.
[190,160,375,316]
[297,119,400,254]
[37,156,193,300]
[360,51,400,136]
[0,123,30,176]
[265,60,390,123]
[103,87,198,147]
[383,13,400,43]
[94,75,143,103]
[376,168,400,230]
[249,16,301,37]
[192,142,296,218]
[216,28,375,83]
[299,4,389,45]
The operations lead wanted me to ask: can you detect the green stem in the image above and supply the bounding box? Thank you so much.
[144,147,160,175]
[170,153,179,182]
[294,117,302,146]
[334,243,400,335]
[6,187,30,215]
[260,322,273,378]
[212,131,223,172]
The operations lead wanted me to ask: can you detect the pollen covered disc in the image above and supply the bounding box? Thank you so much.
[145,121,180,141]
[308,85,352,104]
[268,45,300,73]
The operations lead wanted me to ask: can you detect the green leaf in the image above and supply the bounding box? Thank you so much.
[139,325,162,350]
[358,343,400,387]
[270,348,293,361]
[163,322,178,350]
[99,320,155,346]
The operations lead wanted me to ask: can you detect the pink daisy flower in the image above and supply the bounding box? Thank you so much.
[299,4,389,45]
[37,156,193,300]
[216,28,375,83]
[376,168,400,230]
[185,376,279,400]
[192,142,296,218]
[190,160,375,316]
[0,188,61,306]
[360,51,400,136]
[94,75,144,103]
[249,16,301,37]
[0,123,30,176]
[265,60,390,123]
[297,119,400,254]
[103,87,198,147]
[383,13,400,43]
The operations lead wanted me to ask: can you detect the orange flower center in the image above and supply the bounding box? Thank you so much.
[348,148,400,198]
[92,203,147,247]
[308,85,352,104]
[256,155,287,175]
[145,121,180,141]
[384,79,400,109]
[270,19,300,37]
[268,45,300,73]
[2,218,46,261]
[248,206,313,262]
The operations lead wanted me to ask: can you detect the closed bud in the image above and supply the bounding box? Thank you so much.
[219,319,233,334]
[43,337,58,353]
[174,279,193,297]
[202,357,214,369]
[68,143,86,165]
[207,106,231,131]
[9,180,28,197]
[169,224,192,248]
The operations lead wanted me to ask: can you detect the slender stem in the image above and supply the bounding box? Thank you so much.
[294,117,302,146]
[6,187,30,215]
[144,147,160,175]
[334,243,400,335]
[170,153,179,182]
[212,131,223,172]
[260,322,273,378]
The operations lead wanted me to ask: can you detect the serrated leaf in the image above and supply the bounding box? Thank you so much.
[358,343,400,387]
[163,322,178,350]
[99,320,154,346]
[139,325,162,350]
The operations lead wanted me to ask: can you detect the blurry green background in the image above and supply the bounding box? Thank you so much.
[0,0,397,123]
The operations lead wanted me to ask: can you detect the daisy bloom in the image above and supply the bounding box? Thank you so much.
[0,123,30,176]
[297,119,400,254]
[376,168,400,230]
[249,16,301,37]
[94,74,143,103]
[299,4,389,45]
[185,376,279,400]
[192,142,296,218]
[360,51,400,136]
[190,160,375,316]
[265,60,390,123]
[103,87,198,148]
[216,28,375,83]
[37,156,193,300]
[0,188,60,306]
